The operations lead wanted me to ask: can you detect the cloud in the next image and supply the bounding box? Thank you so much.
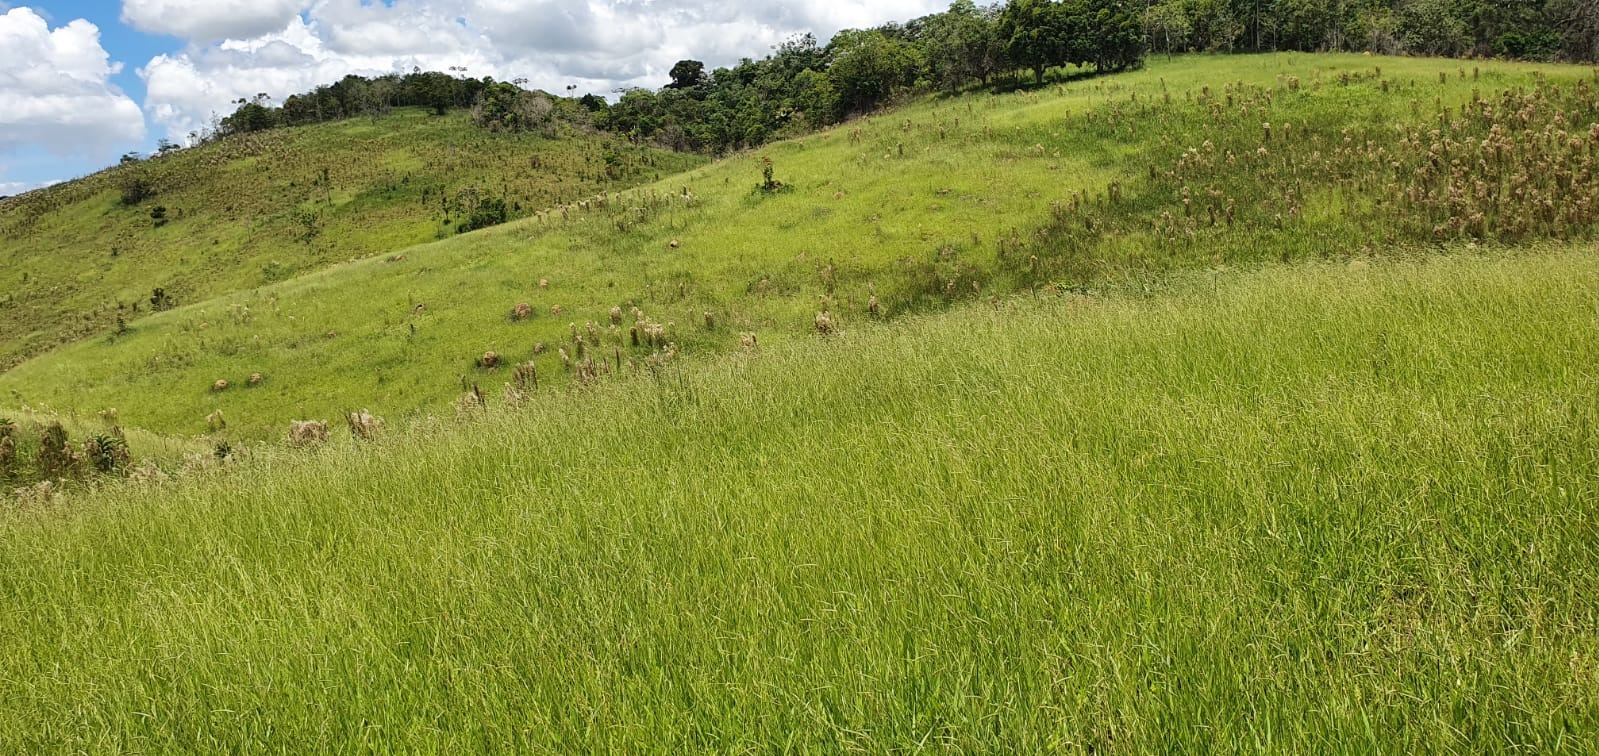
[137,0,949,142]
[141,12,500,141]
[0,8,145,155]
[0,178,60,196]
[121,0,311,42]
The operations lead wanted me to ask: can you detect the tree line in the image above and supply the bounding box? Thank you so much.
[201,0,1598,155]
[1143,0,1598,61]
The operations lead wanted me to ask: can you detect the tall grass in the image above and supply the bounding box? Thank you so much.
[3,249,1595,751]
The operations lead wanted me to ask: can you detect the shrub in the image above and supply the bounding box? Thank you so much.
[84,434,130,474]
[120,176,155,206]
[758,157,787,193]
[287,420,330,447]
[458,197,509,234]
[37,423,82,478]
[346,410,384,440]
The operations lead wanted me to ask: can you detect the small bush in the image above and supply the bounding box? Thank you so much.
[120,177,155,206]
[458,198,509,234]
[85,434,130,474]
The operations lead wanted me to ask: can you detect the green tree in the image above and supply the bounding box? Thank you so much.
[1397,0,1473,57]
[1188,0,1243,51]
[668,60,708,90]
[788,68,840,126]
[921,1,1006,91]
[1145,0,1194,55]
[1087,0,1146,70]
[1552,0,1599,61]
[1273,0,1336,51]
[220,94,280,134]
[473,82,555,133]
[828,29,922,113]
[1000,0,1071,82]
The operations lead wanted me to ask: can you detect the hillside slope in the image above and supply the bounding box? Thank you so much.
[0,109,703,369]
[2,250,1595,750]
[3,54,1594,440]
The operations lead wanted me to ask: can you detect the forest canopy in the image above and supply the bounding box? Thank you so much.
[203,0,1598,155]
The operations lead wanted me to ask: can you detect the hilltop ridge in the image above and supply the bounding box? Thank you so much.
[0,108,701,370]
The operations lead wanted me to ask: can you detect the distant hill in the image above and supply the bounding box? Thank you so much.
[0,108,703,369]
[4,54,1595,440]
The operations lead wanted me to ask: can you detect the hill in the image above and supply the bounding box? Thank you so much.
[1,53,1594,442]
[0,108,703,369]
[2,249,1595,750]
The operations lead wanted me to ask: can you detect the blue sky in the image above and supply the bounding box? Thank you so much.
[1,1,177,192]
[0,0,945,196]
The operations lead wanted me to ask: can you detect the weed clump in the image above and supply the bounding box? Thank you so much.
[287,420,330,447]
[84,434,130,474]
[346,410,384,440]
[511,361,539,393]
[814,310,836,336]
[757,157,788,194]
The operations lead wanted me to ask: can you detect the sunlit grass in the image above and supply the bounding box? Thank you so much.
[0,109,701,369]
[2,248,1595,750]
[7,53,1594,441]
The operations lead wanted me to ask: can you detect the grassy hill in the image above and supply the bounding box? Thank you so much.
[1,249,1595,750]
[5,53,1595,443]
[0,108,703,369]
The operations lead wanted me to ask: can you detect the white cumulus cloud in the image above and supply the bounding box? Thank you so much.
[121,0,312,42]
[0,178,61,196]
[0,8,145,156]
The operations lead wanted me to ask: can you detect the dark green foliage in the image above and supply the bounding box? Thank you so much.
[921,0,1007,90]
[458,197,509,234]
[150,287,173,312]
[471,83,555,133]
[829,29,923,113]
[211,69,498,140]
[1142,0,1590,61]
[668,60,708,90]
[0,417,137,487]
[119,176,155,206]
[85,433,129,474]
[1000,0,1074,82]
[220,95,280,134]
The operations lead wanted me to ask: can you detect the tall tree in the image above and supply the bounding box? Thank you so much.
[922,1,1006,91]
[1000,0,1071,82]
[1087,0,1146,70]
[668,60,708,90]
[828,29,922,113]
[1396,0,1473,57]
[1144,0,1194,56]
